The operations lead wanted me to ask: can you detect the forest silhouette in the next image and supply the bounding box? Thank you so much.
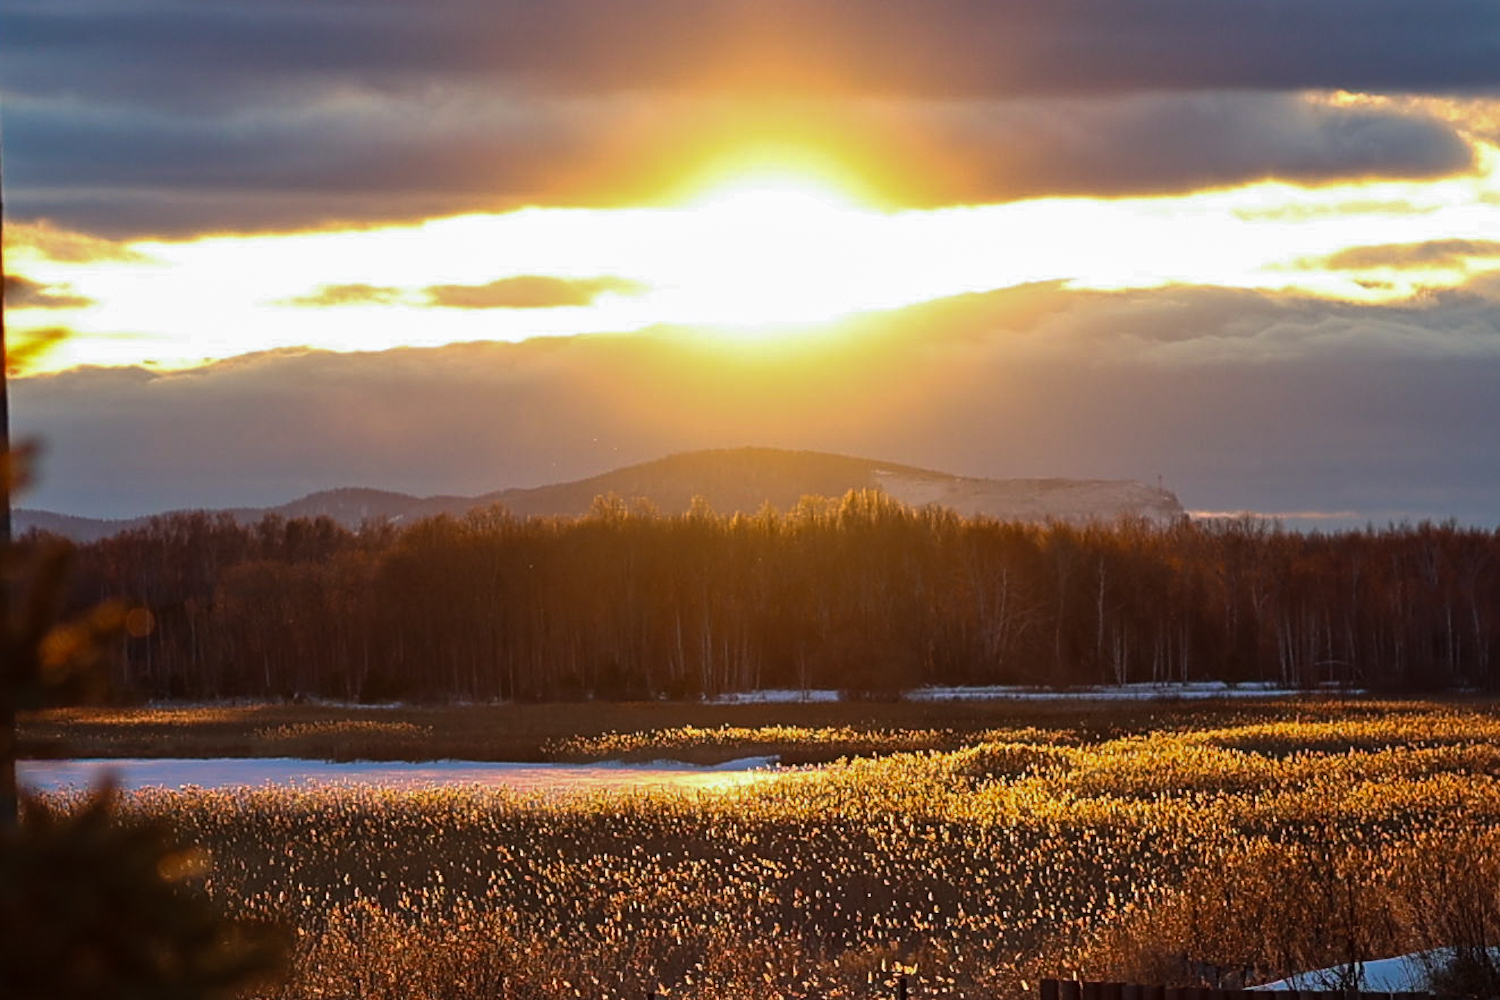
[47,490,1500,702]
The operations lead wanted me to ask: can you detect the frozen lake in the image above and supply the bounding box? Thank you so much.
[18,756,783,796]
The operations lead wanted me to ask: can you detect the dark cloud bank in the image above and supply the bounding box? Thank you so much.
[10,1,1500,101]
[15,284,1500,526]
[2,1,1494,235]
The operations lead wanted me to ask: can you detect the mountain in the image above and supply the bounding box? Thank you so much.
[15,447,1185,541]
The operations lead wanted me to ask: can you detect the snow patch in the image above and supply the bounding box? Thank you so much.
[908,682,1336,701]
[708,683,1337,704]
[1252,948,1500,992]
[710,689,843,704]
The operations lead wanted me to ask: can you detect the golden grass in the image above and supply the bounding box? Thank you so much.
[546,724,1071,764]
[29,704,1500,1000]
[252,720,435,761]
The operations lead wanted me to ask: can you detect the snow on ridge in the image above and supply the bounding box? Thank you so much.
[872,469,1183,525]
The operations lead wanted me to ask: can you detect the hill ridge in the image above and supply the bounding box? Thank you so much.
[17,447,1185,541]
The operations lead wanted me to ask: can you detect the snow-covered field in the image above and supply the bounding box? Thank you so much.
[1252,954,1432,992]
[711,682,1338,704]
[909,681,1336,702]
[155,681,1339,710]
[18,756,782,796]
[710,689,845,704]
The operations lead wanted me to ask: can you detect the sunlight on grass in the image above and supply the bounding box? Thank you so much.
[547,725,1072,763]
[253,720,435,760]
[31,707,1500,1000]
[38,706,267,727]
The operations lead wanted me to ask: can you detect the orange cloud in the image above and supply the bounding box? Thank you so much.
[281,284,404,307]
[424,276,647,309]
[3,221,147,263]
[1318,239,1500,270]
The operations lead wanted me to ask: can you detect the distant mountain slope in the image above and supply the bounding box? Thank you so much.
[16,447,1185,541]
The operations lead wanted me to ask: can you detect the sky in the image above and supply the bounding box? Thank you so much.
[4,0,1500,525]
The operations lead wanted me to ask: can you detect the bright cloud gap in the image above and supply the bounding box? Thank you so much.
[8,139,1500,373]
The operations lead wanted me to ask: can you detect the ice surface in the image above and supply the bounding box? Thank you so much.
[17,756,782,796]
[709,682,1331,704]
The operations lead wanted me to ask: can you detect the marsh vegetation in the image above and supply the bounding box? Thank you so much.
[32,703,1500,1000]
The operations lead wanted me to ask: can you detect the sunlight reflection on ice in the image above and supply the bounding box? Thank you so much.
[18,757,783,796]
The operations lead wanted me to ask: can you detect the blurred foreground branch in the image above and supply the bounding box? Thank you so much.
[1,785,285,999]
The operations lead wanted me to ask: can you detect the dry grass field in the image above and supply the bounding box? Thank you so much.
[25,699,1500,1000]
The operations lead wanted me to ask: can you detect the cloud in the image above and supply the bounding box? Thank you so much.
[280,284,404,307]
[1317,239,1500,270]
[1,3,1492,236]
[424,276,647,309]
[276,276,647,310]
[13,283,1500,525]
[851,282,1500,367]
[3,220,147,263]
[1468,270,1500,300]
[3,275,94,309]
[7,2,1500,106]
[2,89,1475,237]
[7,327,72,375]
[901,91,1473,202]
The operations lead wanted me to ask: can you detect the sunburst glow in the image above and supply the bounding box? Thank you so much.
[652,170,898,336]
[9,138,1500,373]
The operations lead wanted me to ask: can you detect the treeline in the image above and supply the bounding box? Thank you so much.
[48,490,1500,701]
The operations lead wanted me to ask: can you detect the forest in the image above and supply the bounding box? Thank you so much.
[47,490,1500,702]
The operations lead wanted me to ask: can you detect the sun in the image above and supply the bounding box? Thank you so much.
[682,169,867,216]
[642,165,904,340]
[667,137,887,211]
